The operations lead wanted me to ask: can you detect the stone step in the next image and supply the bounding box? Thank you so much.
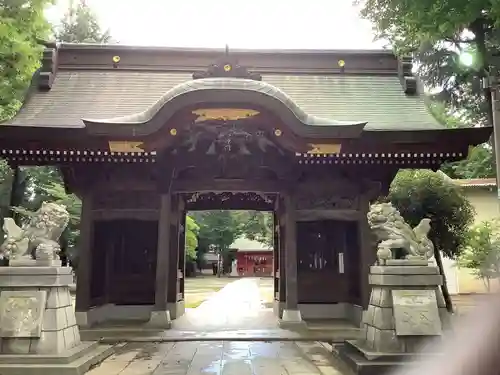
[0,343,114,375]
[0,341,98,365]
[333,343,409,375]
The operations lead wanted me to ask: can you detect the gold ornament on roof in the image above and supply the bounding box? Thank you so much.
[307,143,342,154]
[274,129,282,137]
[223,64,232,72]
[338,59,345,67]
[170,128,178,136]
[108,141,145,153]
[112,55,121,63]
[192,108,259,123]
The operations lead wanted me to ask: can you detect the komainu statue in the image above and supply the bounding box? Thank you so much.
[367,202,434,264]
[0,202,70,264]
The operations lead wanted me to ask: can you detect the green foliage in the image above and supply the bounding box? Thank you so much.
[357,0,497,55]
[459,219,500,290]
[232,211,274,246]
[55,2,112,43]
[0,0,54,121]
[0,161,14,239]
[185,215,199,262]
[358,0,498,178]
[191,211,243,254]
[388,169,475,258]
[441,145,495,179]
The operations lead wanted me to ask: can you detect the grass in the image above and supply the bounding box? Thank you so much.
[185,299,205,309]
[184,277,231,309]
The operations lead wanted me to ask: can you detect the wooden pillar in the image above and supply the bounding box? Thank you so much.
[153,193,171,311]
[358,197,375,309]
[273,211,279,297]
[178,205,186,300]
[277,210,287,292]
[75,193,93,325]
[283,193,299,311]
[166,194,185,319]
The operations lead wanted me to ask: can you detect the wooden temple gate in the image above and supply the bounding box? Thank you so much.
[0,43,491,328]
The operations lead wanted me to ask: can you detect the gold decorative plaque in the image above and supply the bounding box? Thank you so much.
[307,143,342,154]
[192,108,260,123]
[108,141,145,153]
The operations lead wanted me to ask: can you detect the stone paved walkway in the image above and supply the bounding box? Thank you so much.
[173,278,278,332]
[86,341,347,375]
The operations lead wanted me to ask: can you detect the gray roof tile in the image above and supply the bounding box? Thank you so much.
[4,70,442,131]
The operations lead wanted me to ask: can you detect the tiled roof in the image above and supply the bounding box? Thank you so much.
[230,237,273,252]
[454,178,497,187]
[438,172,496,188]
[5,70,442,131]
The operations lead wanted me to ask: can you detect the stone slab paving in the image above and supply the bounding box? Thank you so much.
[85,341,347,375]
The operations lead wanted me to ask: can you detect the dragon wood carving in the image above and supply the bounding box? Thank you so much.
[179,121,284,158]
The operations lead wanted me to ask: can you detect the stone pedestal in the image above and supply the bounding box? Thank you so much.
[335,260,451,375]
[0,266,114,375]
[279,309,307,329]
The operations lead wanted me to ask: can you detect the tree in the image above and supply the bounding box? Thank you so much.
[389,170,475,257]
[358,0,499,178]
[232,211,274,246]
[11,179,82,267]
[0,161,14,239]
[0,0,53,121]
[185,215,199,262]
[54,1,112,43]
[190,210,244,276]
[459,219,500,291]
[387,169,475,310]
[441,144,495,179]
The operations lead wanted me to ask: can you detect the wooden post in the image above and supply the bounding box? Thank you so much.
[153,193,171,311]
[283,193,299,312]
[358,197,375,309]
[178,202,186,301]
[75,193,93,326]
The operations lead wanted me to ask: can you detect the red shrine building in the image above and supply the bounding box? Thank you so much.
[231,237,273,277]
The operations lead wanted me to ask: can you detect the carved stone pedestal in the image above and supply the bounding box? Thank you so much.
[0,266,114,375]
[335,260,451,375]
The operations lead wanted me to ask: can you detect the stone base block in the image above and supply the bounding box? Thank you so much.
[279,309,307,329]
[333,340,441,375]
[167,301,185,320]
[76,304,153,328]
[147,311,171,328]
[0,341,114,375]
[273,300,284,318]
[0,267,81,355]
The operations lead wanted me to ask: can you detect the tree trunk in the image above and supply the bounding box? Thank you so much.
[434,249,454,313]
[217,252,221,278]
[8,166,23,225]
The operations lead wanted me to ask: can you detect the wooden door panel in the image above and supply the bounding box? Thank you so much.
[108,219,158,305]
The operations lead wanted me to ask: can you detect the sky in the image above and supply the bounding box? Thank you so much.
[45,0,387,49]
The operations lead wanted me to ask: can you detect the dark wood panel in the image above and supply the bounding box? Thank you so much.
[99,219,158,305]
[298,271,348,303]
